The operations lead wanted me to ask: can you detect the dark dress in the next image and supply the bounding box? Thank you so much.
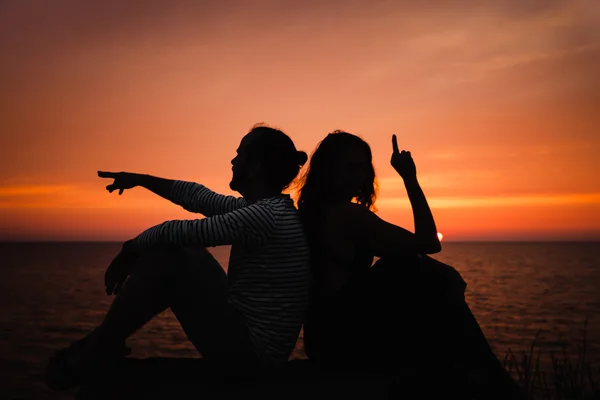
[303,246,471,373]
[300,206,526,399]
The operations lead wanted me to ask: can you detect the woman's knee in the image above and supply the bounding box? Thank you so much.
[134,244,225,287]
[137,244,211,263]
[133,245,211,274]
[174,246,227,285]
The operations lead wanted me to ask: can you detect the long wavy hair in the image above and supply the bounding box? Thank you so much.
[296,130,378,211]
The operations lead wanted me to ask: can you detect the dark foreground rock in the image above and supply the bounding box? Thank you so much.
[75,357,466,400]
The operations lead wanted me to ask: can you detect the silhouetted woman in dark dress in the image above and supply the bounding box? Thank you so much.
[297,131,526,399]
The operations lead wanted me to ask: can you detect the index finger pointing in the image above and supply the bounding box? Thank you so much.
[98,171,116,178]
[392,134,400,154]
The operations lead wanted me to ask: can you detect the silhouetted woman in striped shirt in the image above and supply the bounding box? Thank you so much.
[46,124,311,391]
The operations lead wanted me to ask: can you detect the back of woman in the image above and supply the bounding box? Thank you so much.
[297,131,431,367]
[300,203,377,363]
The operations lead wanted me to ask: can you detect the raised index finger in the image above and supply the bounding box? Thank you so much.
[98,171,116,178]
[392,134,400,154]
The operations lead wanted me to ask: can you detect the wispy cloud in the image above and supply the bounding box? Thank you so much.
[377,193,600,209]
[424,140,600,161]
[378,171,500,190]
[0,185,72,196]
[0,184,167,209]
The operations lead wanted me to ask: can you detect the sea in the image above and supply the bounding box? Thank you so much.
[0,241,599,399]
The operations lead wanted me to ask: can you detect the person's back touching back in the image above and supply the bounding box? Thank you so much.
[148,146,312,365]
[45,124,311,393]
[122,124,312,369]
[226,193,310,363]
[296,131,527,399]
[160,180,311,365]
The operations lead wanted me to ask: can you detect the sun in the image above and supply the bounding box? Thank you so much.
[437,232,444,241]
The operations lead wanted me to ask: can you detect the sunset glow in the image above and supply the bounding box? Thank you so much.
[437,232,444,242]
[2,0,599,241]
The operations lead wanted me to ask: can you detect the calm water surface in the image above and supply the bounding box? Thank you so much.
[0,242,598,399]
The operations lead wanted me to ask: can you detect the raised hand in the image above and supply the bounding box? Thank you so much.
[97,171,139,195]
[390,134,417,180]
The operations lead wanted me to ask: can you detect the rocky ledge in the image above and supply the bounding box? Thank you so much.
[75,357,467,400]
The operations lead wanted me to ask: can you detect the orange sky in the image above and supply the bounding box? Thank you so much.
[1,0,599,241]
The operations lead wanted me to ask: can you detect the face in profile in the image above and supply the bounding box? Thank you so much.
[230,133,259,193]
[330,145,372,201]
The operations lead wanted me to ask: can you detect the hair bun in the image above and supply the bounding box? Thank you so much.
[296,151,308,166]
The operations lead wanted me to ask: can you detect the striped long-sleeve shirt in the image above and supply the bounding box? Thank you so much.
[135,181,311,366]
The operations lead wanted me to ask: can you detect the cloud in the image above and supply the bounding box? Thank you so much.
[0,184,164,209]
[3,0,595,58]
[378,170,501,191]
[377,192,600,209]
[3,0,597,104]
[0,184,88,208]
[0,185,72,196]
[347,0,599,105]
[423,140,600,161]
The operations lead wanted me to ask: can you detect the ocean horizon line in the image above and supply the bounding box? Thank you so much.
[1,239,598,244]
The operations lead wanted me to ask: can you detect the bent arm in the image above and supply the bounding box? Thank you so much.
[403,176,441,253]
[133,201,277,248]
[340,203,440,259]
[136,175,247,216]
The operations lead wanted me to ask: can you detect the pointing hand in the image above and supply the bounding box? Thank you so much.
[97,171,139,195]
